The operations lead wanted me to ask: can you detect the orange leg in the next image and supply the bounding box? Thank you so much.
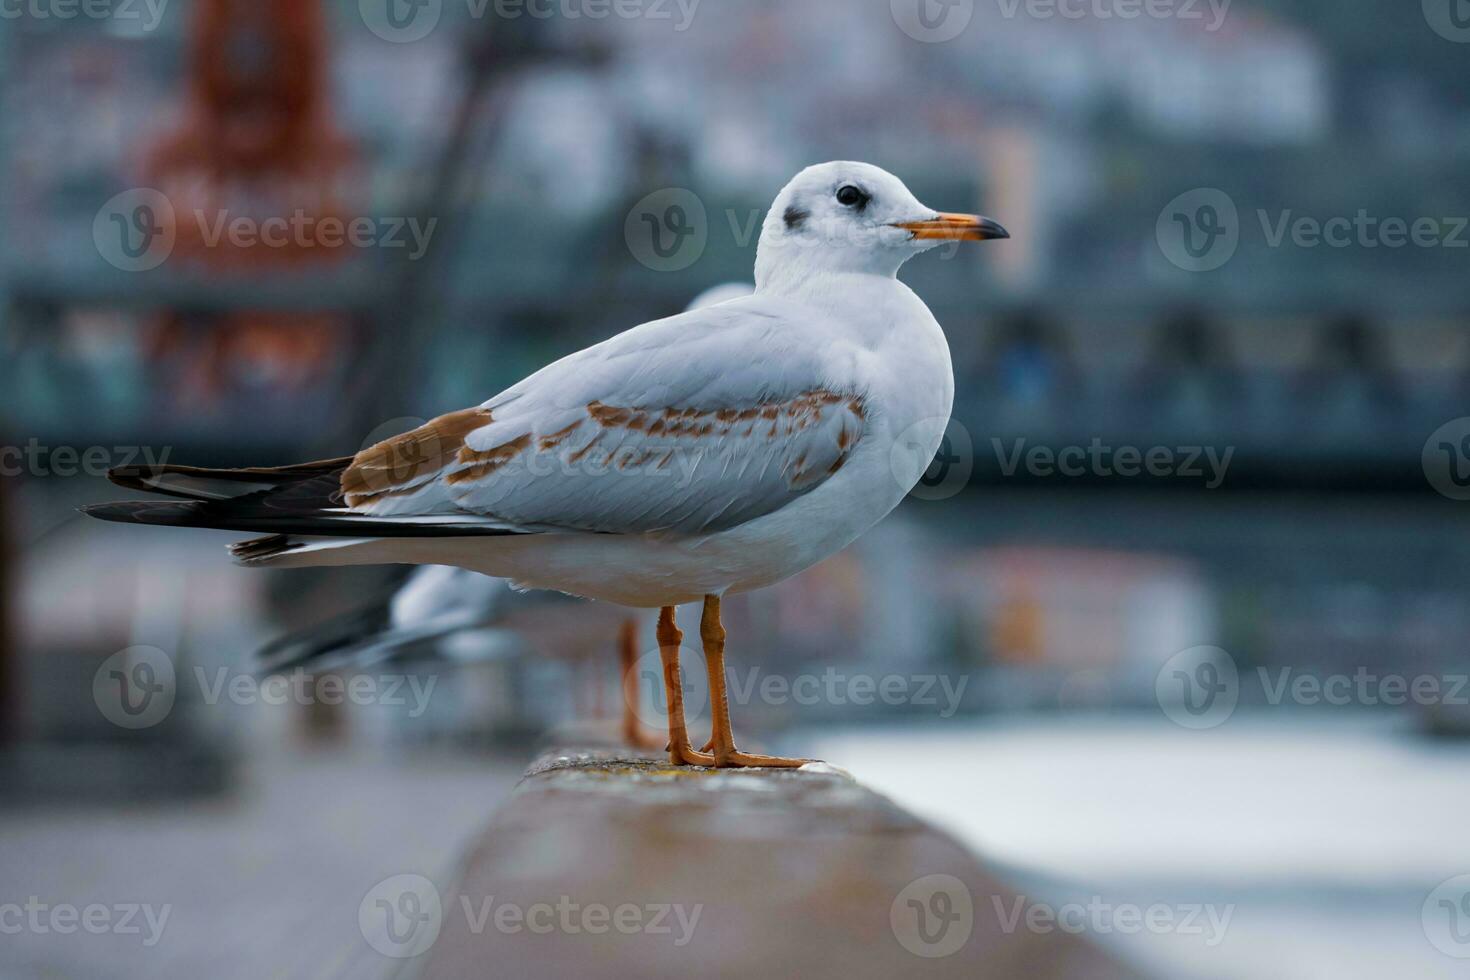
[619,618,665,753]
[657,606,715,767]
[700,596,808,769]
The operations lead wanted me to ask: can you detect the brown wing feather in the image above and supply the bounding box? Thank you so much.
[340,407,493,507]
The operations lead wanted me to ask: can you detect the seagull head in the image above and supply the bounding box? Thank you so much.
[755,161,1008,292]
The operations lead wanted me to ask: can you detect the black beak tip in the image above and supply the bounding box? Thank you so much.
[984,219,1011,241]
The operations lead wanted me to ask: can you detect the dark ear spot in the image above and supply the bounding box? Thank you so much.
[783,206,810,230]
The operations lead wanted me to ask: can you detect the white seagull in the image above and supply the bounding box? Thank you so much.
[85,162,1008,767]
[249,284,756,744]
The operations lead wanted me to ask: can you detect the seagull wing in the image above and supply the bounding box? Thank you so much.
[346,296,871,536]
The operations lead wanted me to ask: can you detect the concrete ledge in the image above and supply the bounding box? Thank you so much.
[420,746,1141,979]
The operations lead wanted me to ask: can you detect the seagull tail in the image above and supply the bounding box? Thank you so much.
[82,458,526,567]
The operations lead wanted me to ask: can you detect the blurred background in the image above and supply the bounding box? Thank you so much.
[2,1,1470,977]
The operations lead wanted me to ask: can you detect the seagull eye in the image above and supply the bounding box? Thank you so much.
[835,185,868,208]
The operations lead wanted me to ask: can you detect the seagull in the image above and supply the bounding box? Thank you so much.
[250,286,758,746]
[84,162,1008,768]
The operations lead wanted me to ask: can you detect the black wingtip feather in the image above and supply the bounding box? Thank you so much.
[80,500,205,526]
[105,465,153,493]
[84,456,527,540]
[229,534,300,562]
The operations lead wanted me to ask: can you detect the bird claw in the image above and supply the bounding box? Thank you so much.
[668,742,717,767]
[708,742,810,769]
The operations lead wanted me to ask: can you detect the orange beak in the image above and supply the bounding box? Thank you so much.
[894,212,1010,242]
